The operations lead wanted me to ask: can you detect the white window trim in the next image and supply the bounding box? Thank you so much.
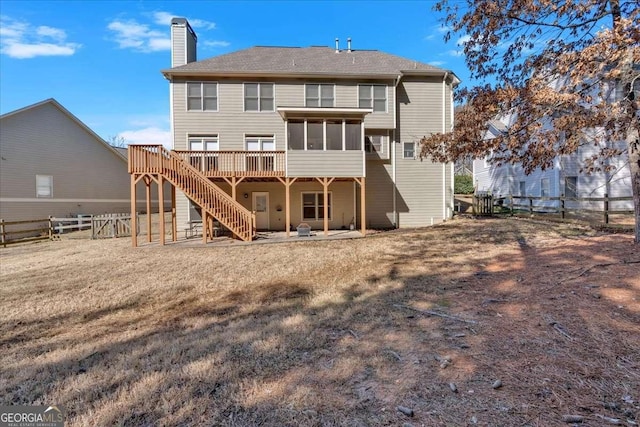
[186,82,218,112]
[188,135,220,151]
[243,82,275,112]
[244,134,276,151]
[301,191,332,221]
[403,142,415,159]
[304,83,336,108]
[357,84,388,113]
[287,119,362,151]
[365,132,387,154]
[541,178,550,197]
[36,175,53,198]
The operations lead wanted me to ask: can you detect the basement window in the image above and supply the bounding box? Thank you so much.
[302,192,332,221]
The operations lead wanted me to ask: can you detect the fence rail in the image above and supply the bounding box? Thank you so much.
[1,213,138,247]
[470,193,634,225]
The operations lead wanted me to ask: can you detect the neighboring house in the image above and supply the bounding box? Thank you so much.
[0,99,165,226]
[129,18,459,243]
[473,118,632,211]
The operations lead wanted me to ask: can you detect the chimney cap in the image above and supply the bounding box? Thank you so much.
[171,17,188,25]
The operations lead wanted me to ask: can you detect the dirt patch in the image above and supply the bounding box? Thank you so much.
[1,217,638,426]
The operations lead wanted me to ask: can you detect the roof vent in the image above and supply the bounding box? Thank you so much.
[347,37,352,53]
[335,38,339,53]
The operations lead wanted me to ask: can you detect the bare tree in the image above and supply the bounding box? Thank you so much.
[421,0,640,243]
[108,135,128,148]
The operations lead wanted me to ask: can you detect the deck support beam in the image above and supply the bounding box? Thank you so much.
[355,177,366,236]
[315,177,335,236]
[171,185,177,242]
[277,177,297,237]
[131,174,137,247]
[158,175,165,245]
[223,176,246,201]
[144,176,152,243]
[202,209,208,244]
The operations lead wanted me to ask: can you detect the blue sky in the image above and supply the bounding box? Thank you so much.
[0,0,471,147]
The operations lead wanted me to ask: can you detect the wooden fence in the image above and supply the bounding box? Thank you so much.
[1,213,139,247]
[91,213,138,239]
[470,193,634,224]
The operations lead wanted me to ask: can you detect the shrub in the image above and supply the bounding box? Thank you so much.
[454,175,474,194]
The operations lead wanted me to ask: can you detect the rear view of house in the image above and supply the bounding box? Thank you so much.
[0,99,135,223]
[128,18,459,244]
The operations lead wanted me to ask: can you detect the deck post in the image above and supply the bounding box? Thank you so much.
[171,185,177,242]
[285,178,291,237]
[131,174,138,247]
[360,177,366,236]
[145,175,152,243]
[202,210,208,244]
[158,175,165,245]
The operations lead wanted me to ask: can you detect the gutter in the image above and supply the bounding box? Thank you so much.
[393,74,401,227]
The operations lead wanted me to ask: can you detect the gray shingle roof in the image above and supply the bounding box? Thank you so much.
[163,46,450,77]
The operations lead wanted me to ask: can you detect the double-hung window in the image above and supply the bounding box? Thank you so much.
[564,176,577,198]
[188,136,219,172]
[365,134,386,153]
[302,192,331,221]
[244,83,274,111]
[358,84,387,112]
[187,82,218,111]
[246,135,275,171]
[403,142,415,159]
[36,175,53,198]
[305,84,334,107]
[541,178,550,197]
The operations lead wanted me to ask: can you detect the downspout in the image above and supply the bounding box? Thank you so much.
[442,72,448,221]
[393,74,401,227]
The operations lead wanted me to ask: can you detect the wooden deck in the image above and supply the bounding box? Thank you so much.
[174,150,285,178]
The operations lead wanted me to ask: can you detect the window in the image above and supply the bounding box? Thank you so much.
[302,192,332,221]
[244,83,274,111]
[187,82,218,111]
[365,134,386,153]
[246,136,275,172]
[345,121,361,150]
[403,142,415,159]
[287,119,362,150]
[189,136,219,172]
[288,121,304,150]
[358,84,387,112]
[519,181,526,196]
[565,176,577,198]
[36,175,52,198]
[541,178,550,197]
[306,84,334,107]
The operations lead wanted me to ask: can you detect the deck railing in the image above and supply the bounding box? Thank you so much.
[173,150,286,177]
[129,145,255,241]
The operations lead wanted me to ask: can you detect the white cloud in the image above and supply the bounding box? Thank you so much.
[429,61,446,67]
[0,16,80,59]
[203,40,230,48]
[448,49,464,57]
[151,11,216,30]
[119,127,172,149]
[107,19,170,52]
[456,35,471,46]
[437,25,451,33]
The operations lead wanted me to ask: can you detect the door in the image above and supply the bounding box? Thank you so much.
[252,192,269,230]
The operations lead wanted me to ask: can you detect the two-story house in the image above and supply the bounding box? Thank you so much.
[128,18,459,244]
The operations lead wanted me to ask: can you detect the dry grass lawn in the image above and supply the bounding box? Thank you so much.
[1,217,639,426]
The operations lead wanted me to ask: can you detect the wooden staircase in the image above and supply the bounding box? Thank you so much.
[129,145,255,241]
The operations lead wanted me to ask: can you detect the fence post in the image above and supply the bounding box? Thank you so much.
[48,216,53,240]
[529,197,533,216]
[509,194,513,216]
[561,194,565,220]
[1,219,5,248]
[604,193,609,224]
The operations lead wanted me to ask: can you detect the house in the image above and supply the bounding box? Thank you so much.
[473,118,633,211]
[128,18,459,244]
[0,99,166,227]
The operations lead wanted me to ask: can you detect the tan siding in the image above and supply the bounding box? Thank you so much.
[287,151,363,177]
[395,76,448,227]
[171,25,186,67]
[365,160,395,227]
[0,102,137,222]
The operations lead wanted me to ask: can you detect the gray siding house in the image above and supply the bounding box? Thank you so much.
[0,99,163,223]
[129,18,459,243]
